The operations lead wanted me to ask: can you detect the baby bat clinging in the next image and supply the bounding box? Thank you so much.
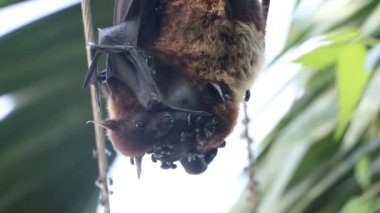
[84,0,266,176]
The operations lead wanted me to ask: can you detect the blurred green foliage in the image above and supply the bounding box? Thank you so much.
[0,1,115,212]
[233,0,380,212]
[0,0,25,8]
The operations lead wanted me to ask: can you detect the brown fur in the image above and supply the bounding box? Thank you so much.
[103,0,265,171]
[105,80,174,157]
[107,111,174,157]
[154,0,265,150]
[106,81,141,119]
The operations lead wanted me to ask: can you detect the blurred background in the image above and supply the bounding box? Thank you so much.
[0,0,379,212]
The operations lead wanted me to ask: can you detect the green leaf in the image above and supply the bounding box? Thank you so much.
[361,2,380,36]
[326,29,361,44]
[335,43,370,138]
[342,68,380,152]
[341,197,374,213]
[355,156,372,190]
[295,45,343,70]
[258,90,337,213]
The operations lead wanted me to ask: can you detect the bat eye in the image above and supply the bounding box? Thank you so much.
[135,121,144,129]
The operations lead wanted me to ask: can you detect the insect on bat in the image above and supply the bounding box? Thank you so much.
[84,0,268,176]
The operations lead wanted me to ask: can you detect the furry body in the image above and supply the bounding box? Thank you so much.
[90,0,266,175]
[154,0,265,151]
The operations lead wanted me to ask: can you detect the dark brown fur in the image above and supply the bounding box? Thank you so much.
[105,111,174,157]
[100,0,265,174]
[104,79,175,157]
[154,0,265,151]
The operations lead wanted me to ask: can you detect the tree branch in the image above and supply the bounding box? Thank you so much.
[80,0,111,212]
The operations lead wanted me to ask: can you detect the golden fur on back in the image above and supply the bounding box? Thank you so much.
[153,0,265,150]
[154,0,264,101]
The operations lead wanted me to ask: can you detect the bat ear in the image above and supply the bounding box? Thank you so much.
[208,82,230,102]
[87,119,120,130]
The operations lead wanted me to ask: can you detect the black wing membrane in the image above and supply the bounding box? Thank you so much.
[83,0,208,114]
[83,0,160,106]
[113,0,135,24]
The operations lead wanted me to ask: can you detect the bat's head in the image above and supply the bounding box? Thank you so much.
[97,111,175,157]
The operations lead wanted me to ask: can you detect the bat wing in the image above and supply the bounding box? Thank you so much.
[83,0,209,114]
[112,0,162,47]
[113,0,135,24]
[83,0,161,108]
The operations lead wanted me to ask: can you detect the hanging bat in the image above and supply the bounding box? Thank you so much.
[83,0,218,177]
[84,0,267,176]
[151,0,266,169]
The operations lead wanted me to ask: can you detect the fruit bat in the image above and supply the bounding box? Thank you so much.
[83,0,218,177]
[152,0,266,166]
[83,0,268,176]
[136,0,267,174]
